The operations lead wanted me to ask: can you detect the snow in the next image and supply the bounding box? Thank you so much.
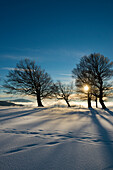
[0,105,113,170]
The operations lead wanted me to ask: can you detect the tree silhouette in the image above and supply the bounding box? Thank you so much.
[53,81,74,107]
[72,53,113,109]
[3,59,54,107]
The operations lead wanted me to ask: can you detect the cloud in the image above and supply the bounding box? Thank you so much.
[59,73,72,77]
[1,55,20,60]
[58,49,85,58]
[1,67,15,70]
[39,48,86,61]
[2,47,86,60]
[0,93,13,98]
[54,76,73,84]
[1,67,35,73]
[7,47,40,53]
[0,47,88,67]
[0,55,32,60]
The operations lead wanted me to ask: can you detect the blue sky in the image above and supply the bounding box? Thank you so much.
[0,0,113,99]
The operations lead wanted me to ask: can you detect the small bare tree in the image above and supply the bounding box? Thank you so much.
[3,59,54,107]
[54,81,74,107]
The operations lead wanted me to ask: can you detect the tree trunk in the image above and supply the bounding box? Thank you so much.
[65,99,71,107]
[99,83,106,109]
[95,96,98,108]
[88,92,91,108]
[99,97,106,109]
[37,92,43,107]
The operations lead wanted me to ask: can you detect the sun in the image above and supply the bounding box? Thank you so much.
[84,85,89,91]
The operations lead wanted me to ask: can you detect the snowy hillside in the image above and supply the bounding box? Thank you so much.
[0,106,113,170]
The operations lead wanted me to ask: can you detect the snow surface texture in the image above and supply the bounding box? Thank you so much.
[0,106,113,170]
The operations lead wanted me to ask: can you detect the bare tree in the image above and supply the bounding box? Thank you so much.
[3,59,54,107]
[72,53,113,109]
[72,59,93,108]
[54,81,74,107]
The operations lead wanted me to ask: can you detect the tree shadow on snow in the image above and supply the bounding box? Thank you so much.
[105,108,113,116]
[89,108,113,163]
[63,108,90,116]
[0,107,49,122]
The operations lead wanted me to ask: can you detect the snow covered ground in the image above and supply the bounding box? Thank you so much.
[0,105,113,170]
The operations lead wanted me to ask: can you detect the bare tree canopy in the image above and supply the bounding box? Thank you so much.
[3,59,54,107]
[53,81,74,107]
[72,53,113,109]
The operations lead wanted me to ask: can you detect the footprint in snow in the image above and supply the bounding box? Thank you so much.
[46,141,59,145]
[5,143,38,154]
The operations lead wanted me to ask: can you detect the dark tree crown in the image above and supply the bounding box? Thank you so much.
[4,59,53,99]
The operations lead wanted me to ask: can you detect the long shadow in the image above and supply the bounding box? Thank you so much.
[63,110,90,116]
[95,110,113,127]
[0,107,19,112]
[105,108,113,116]
[0,107,49,122]
[0,108,31,118]
[90,108,113,163]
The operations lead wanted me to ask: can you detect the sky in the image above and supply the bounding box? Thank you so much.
[0,0,113,100]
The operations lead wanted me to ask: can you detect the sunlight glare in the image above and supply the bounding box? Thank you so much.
[84,85,89,91]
